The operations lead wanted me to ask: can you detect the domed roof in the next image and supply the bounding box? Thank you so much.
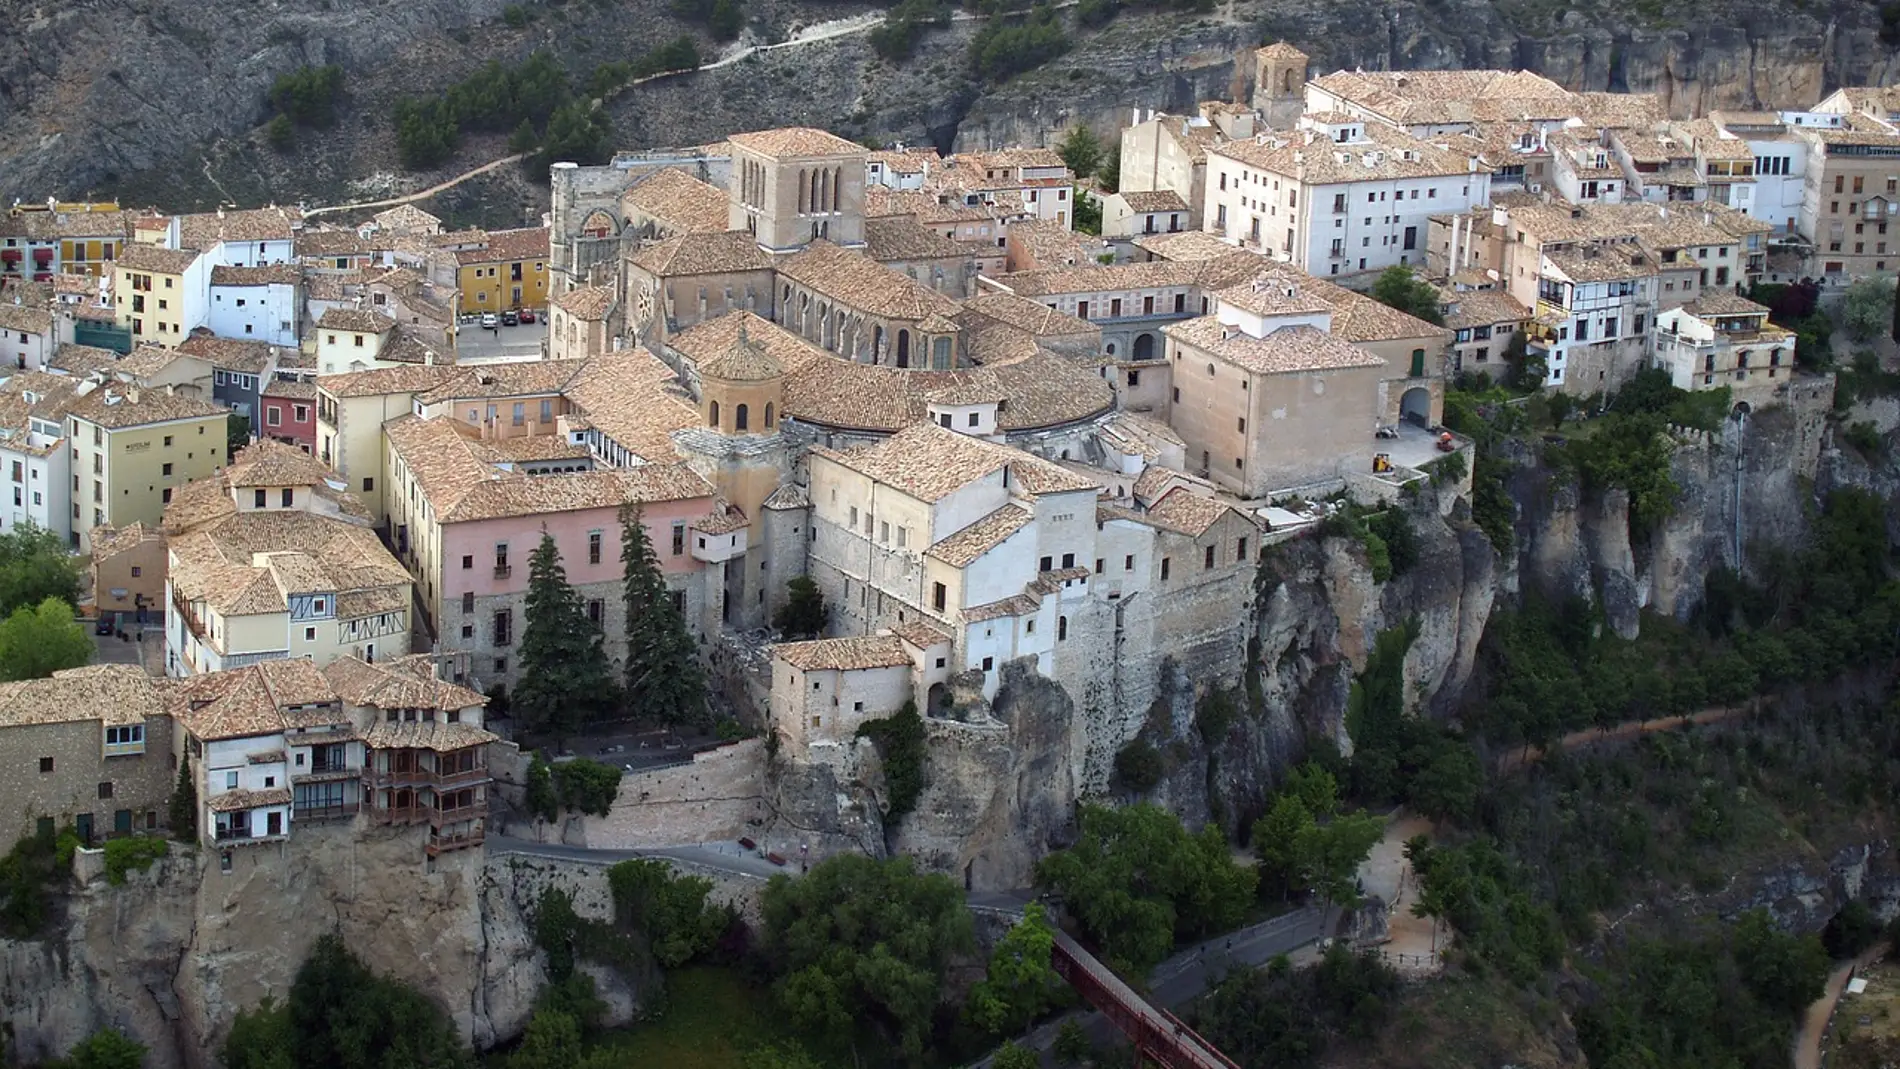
[698,326,783,383]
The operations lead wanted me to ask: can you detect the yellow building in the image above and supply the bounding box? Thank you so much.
[114,243,209,346]
[67,382,229,552]
[455,228,551,314]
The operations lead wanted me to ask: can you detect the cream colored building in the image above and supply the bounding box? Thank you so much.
[0,665,176,844]
[768,636,917,758]
[549,285,618,361]
[66,381,229,552]
[1651,292,1795,392]
[316,364,460,519]
[728,127,870,252]
[162,440,413,677]
[89,521,168,621]
[114,243,210,346]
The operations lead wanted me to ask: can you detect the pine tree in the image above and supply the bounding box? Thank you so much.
[514,532,615,743]
[620,504,708,729]
[169,756,198,842]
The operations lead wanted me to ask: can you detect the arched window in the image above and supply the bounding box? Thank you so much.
[896,329,911,368]
[735,403,749,431]
[708,400,720,427]
[1283,68,1295,93]
[764,403,775,427]
[932,336,952,369]
[1133,333,1155,360]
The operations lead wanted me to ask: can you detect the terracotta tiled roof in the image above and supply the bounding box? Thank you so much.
[1165,319,1384,376]
[886,618,951,649]
[1681,291,1770,317]
[358,719,497,751]
[962,593,1040,623]
[455,227,551,266]
[1212,123,1477,184]
[926,504,1033,566]
[0,664,165,727]
[669,312,1112,434]
[261,377,318,399]
[315,363,458,398]
[772,635,911,671]
[208,787,293,812]
[864,217,970,262]
[210,264,301,287]
[321,655,487,714]
[383,416,712,523]
[1214,279,1336,318]
[177,206,302,250]
[628,231,772,277]
[776,240,963,322]
[372,204,444,234]
[1441,289,1529,330]
[317,308,396,334]
[178,334,281,374]
[1130,230,1245,263]
[0,303,55,335]
[559,352,701,461]
[224,439,332,487]
[810,421,1014,504]
[1117,190,1188,214]
[1256,41,1307,61]
[622,168,731,234]
[1144,487,1254,536]
[728,127,865,158]
[698,331,783,382]
[67,383,225,429]
[553,285,616,320]
[170,660,345,742]
[116,243,201,274]
[45,343,121,376]
[957,292,1097,340]
[413,359,589,404]
[87,521,163,561]
[114,343,203,381]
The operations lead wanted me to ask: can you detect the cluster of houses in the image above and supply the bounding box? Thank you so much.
[1,46,1881,861]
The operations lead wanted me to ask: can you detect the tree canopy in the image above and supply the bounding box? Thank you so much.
[1841,273,1895,341]
[514,532,616,741]
[0,596,91,681]
[1252,766,1384,907]
[621,504,708,728]
[1057,125,1104,178]
[1367,266,1445,326]
[760,853,974,1060]
[967,902,1064,1036]
[0,523,81,616]
[223,935,469,1069]
[1035,803,1257,973]
[773,575,828,638]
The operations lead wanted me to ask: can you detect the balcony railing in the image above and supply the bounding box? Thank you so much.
[293,802,358,822]
[493,564,512,579]
[430,801,489,826]
[426,830,485,858]
[365,764,488,789]
[368,804,428,825]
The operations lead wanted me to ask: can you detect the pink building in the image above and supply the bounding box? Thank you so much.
[260,378,319,454]
[380,415,717,693]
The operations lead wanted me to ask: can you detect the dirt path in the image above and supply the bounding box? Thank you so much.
[302,153,526,218]
[1795,947,1887,1069]
[1356,813,1443,975]
[1498,703,1756,772]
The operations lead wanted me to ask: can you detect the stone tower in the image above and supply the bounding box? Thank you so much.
[726,127,870,254]
[1252,42,1309,130]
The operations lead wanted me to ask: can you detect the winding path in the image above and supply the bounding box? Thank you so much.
[297,0,1084,219]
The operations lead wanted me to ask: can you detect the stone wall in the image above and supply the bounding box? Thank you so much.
[572,739,769,848]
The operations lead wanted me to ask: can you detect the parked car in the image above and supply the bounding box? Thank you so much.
[501,310,520,327]
[518,308,536,324]
[94,613,116,636]
[480,313,499,329]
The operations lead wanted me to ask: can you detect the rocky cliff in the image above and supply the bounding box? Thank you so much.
[0,826,634,1067]
[4,0,1899,213]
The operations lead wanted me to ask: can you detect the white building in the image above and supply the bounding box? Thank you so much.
[0,303,58,372]
[1712,111,1816,237]
[0,372,81,537]
[207,265,300,346]
[1651,292,1795,392]
[1204,115,1489,278]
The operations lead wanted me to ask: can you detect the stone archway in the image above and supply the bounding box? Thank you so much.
[1400,386,1431,426]
[1133,332,1156,361]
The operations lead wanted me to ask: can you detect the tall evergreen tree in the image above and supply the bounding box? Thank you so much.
[169,756,198,842]
[514,532,615,742]
[620,504,707,728]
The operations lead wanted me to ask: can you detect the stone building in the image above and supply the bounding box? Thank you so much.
[728,127,869,251]
[768,636,917,759]
[549,285,618,362]
[0,664,176,844]
[1651,292,1795,393]
[1251,42,1309,130]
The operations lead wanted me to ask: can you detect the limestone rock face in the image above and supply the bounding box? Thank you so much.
[0,829,638,1066]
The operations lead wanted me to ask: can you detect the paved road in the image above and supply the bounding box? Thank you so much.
[455,320,547,364]
[970,907,1328,1067]
[1794,947,1888,1069]
[302,154,527,218]
[487,834,792,880]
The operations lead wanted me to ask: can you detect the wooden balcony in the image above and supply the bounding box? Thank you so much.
[368,804,428,825]
[425,829,484,857]
[429,800,488,827]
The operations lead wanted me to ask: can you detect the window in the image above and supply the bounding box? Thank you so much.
[362,477,373,492]
[671,523,685,555]
[1124,554,1135,571]
[587,599,604,625]
[932,582,947,611]
[1039,555,1053,572]
[254,488,267,507]
[1204,544,1216,569]
[98,781,113,799]
[495,543,509,575]
[588,531,602,564]
[981,656,994,672]
[281,488,293,507]
[1057,616,1068,641]
[1159,557,1171,581]
[226,771,239,789]
[39,757,53,773]
[493,609,512,646]
[304,626,316,641]
[462,554,473,570]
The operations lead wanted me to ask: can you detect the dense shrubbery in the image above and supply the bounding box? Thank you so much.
[968,4,1070,83]
[1193,944,1401,1068]
[222,934,470,1069]
[266,65,344,131]
[101,836,168,885]
[525,754,622,820]
[856,701,926,820]
[0,828,67,938]
[1036,803,1256,973]
[673,0,745,39]
[1113,736,1164,791]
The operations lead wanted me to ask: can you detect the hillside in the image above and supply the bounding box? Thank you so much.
[3,0,1900,222]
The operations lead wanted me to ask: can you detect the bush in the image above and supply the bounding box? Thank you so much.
[856,701,927,820]
[267,65,343,128]
[0,831,66,938]
[101,836,168,886]
[503,3,533,26]
[1113,737,1164,791]
[968,6,1070,83]
[266,113,295,151]
[551,757,622,816]
[1844,420,1883,454]
[1822,900,1884,959]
